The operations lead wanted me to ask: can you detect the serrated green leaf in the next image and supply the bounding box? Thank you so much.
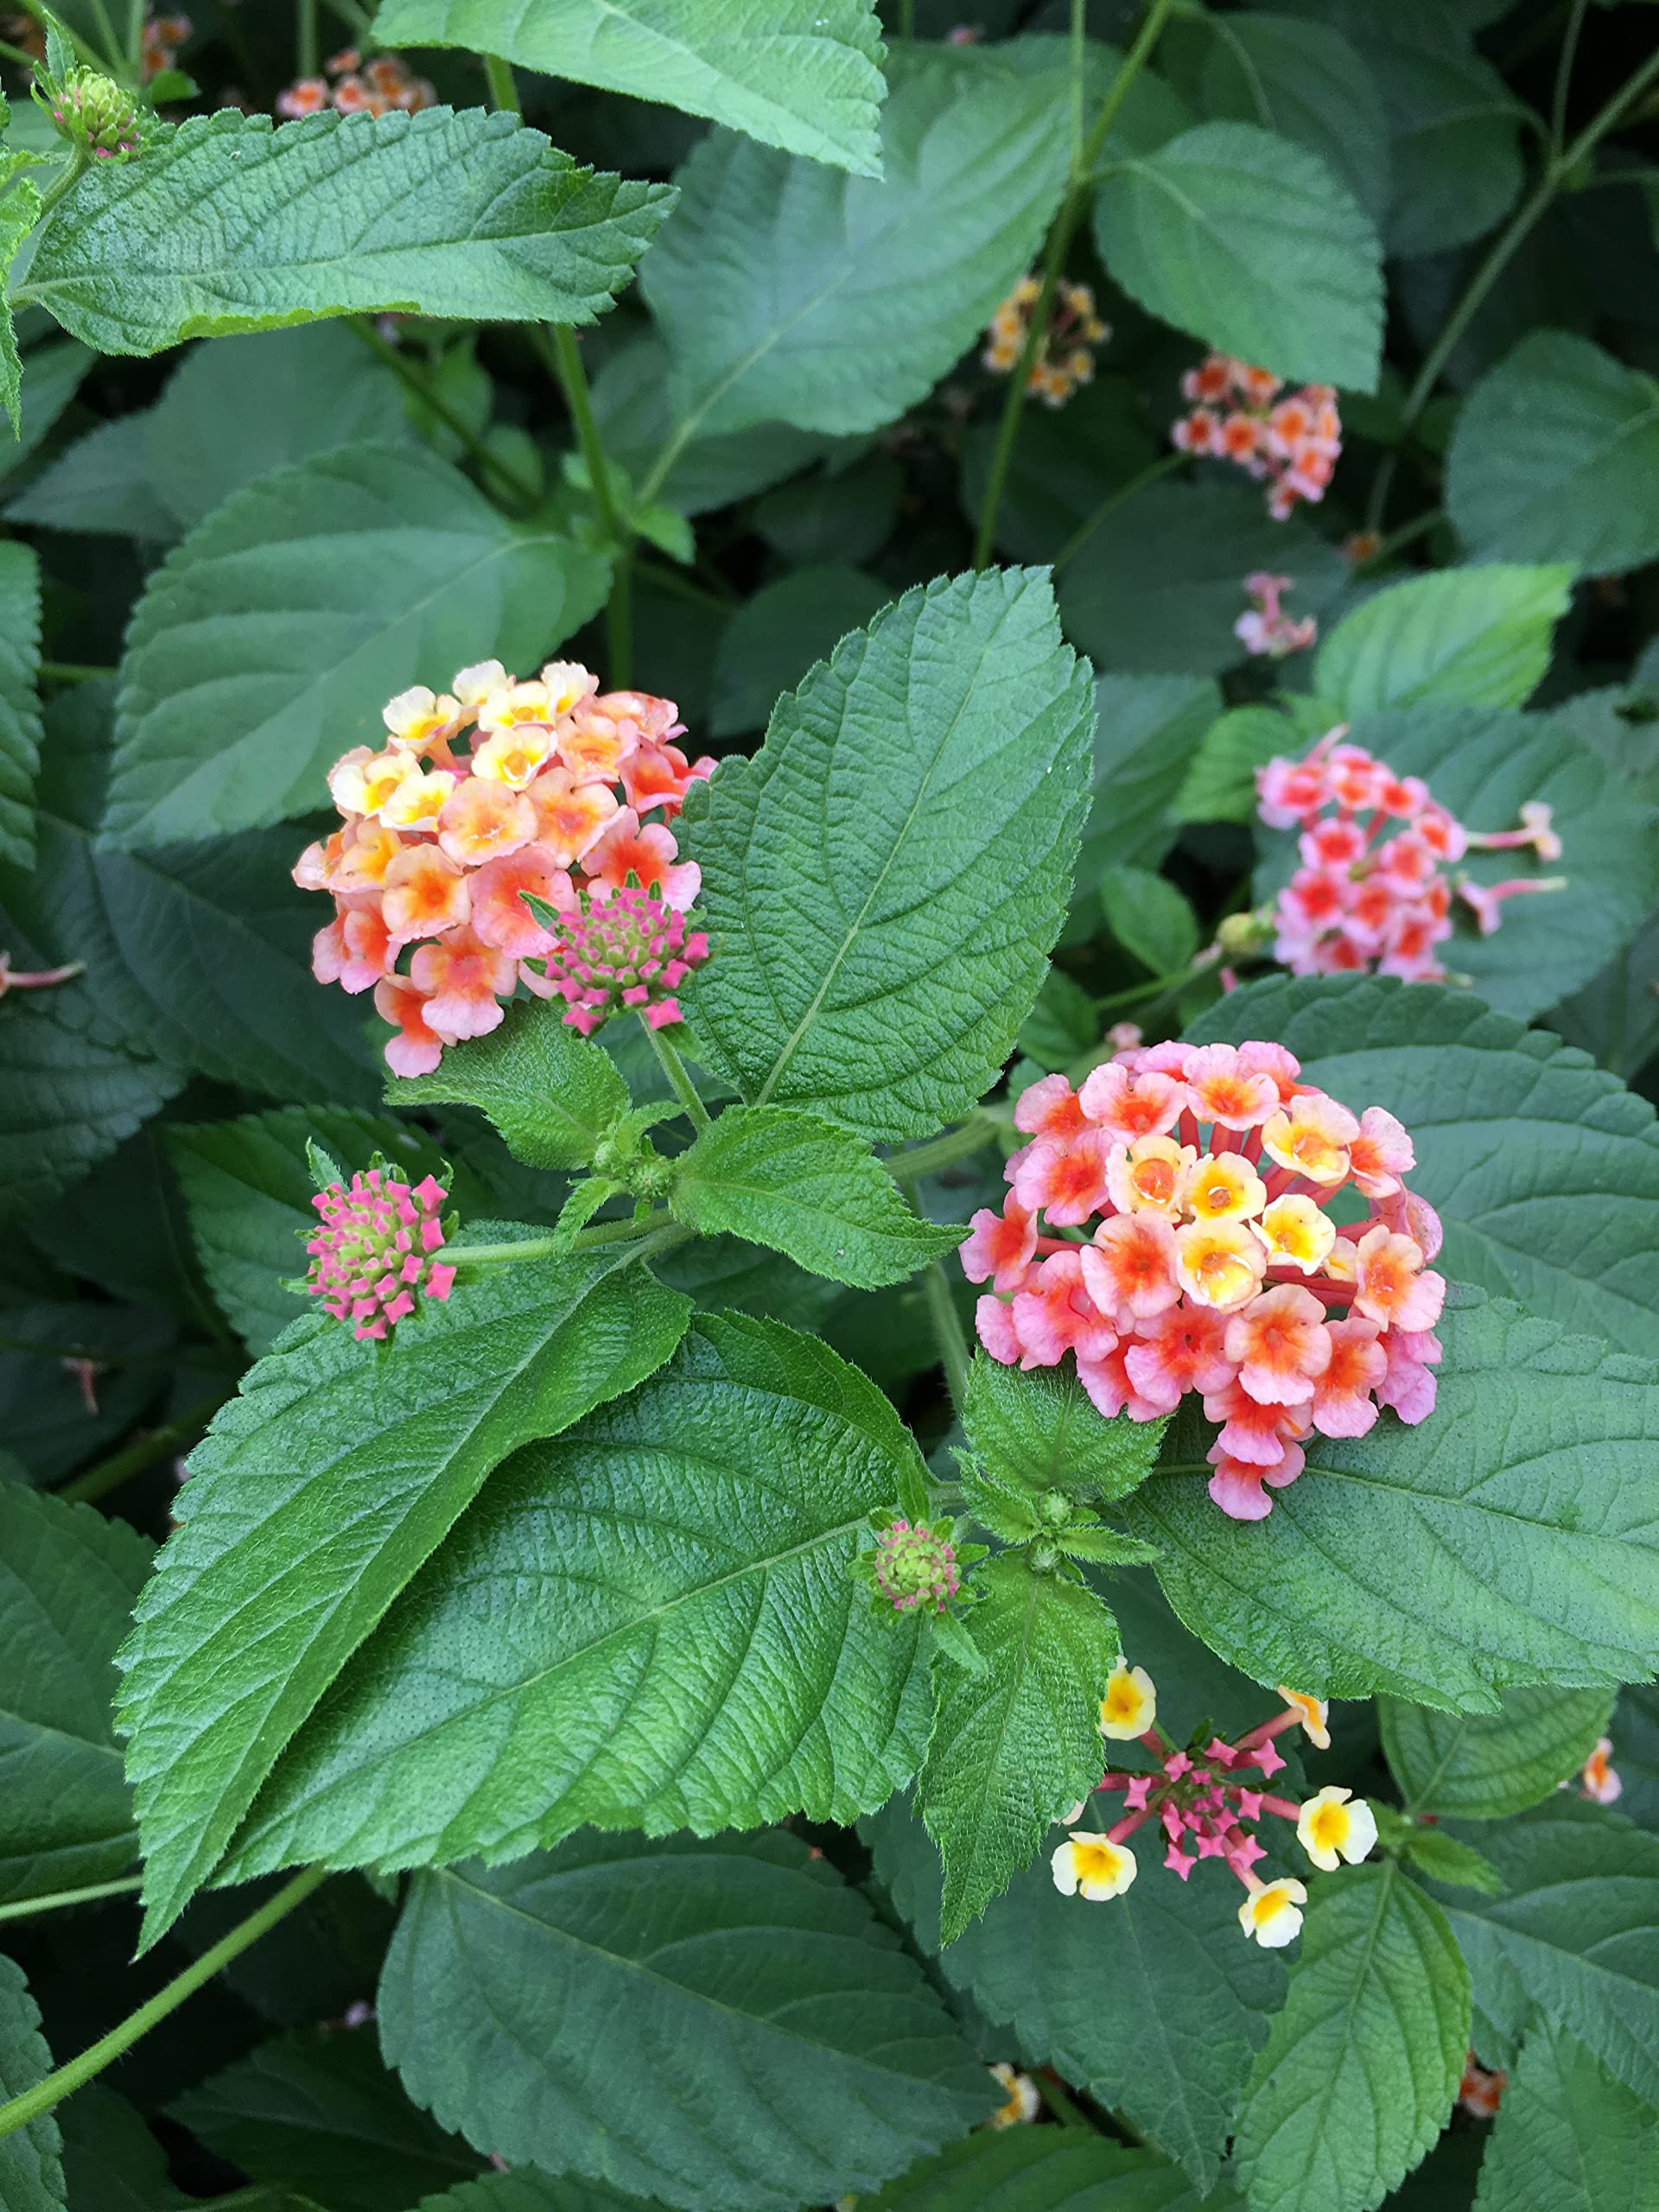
[58,2087,188,2212]
[391,2177,664,2212]
[216,1315,933,1881]
[1381,1685,1617,1820]
[1091,121,1383,391]
[3,412,179,541]
[680,568,1093,1143]
[372,0,887,176]
[0,174,43,435]
[708,566,891,739]
[107,442,610,847]
[0,1954,63,2212]
[1100,865,1200,976]
[20,107,673,355]
[1313,564,1573,715]
[1120,1291,1659,1709]
[0,538,41,870]
[1398,1827,1503,1894]
[919,1553,1122,1942]
[0,336,95,493]
[115,1238,691,1945]
[1446,330,1659,577]
[1472,2023,1659,2212]
[1018,965,1099,1071]
[1173,707,1289,825]
[866,2130,1245,2209]
[378,1831,995,2211]
[1190,973,1659,1352]
[391,1001,630,1171]
[962,1352,1166,1503]
[1234,1865,1468,2212]
[0,1485,149,1907]
[642,50,1068,443]
[1365,34,1523,257]
[671,1104,963,1287]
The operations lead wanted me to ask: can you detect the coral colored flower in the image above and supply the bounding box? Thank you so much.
[1238,1878,1306,1948]
[1309,1317,1386,1437]
[1051,1834,1137,1901]
[1173,356,1339,519]
[1098,1659,1157,1739]
[1347,1106,1414,1198]
[622,740,715,818]
[1236,571,1317,658]
[1262,1095,1358,1185]
[328,747,420,820]
[381,845,471,944]
[303,1165,455,1340]
[467,846,575,959]
[1204,1381,1306,1467]
[315,904,396,995]
[1253,1193,1337,1274]
[1297,1786,1378,1872]
[531,885,709,1036]
[1082,1211,1180,1324]
[986,2064,1040,2129]
[982,271,1109,405]
[472,725,555,790]
[1580,1736,1621,1805]
[1225,1285,1332,1407]
[333,822,403,894]
[1107,1134,1194,1217]
[438,777,537,867]
[557,709,637,785]
[1278,1688,1331,1749]
[1012,1129,1114,1226]
[585,806,702,911]
[1175,1220,1266,1310]
[524,766,620,868]
[1208,1453,1300,1521]
[408,931,516,1041]
[383,684,463,753]
[374,975,448,1078]
[1122,1304,1233,1413]
[1180,1149,1268,1224]
[1351,1224,1445,1332]
[960,1198,1038,1293]
[976,1293,1023,1367]
[1012,1251,1118,1368]
[1014,1071,1089,1141]
[1079,1061,1185,1141]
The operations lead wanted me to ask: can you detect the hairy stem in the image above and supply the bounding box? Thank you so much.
[923,1259,972,1413]
[455,1216,690,1269]
[642,1019,712,1130]
[35,149,90,224]
[56,1389,228,1507]
[0,1874,143,1925]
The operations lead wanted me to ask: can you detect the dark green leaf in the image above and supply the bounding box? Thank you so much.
[393,1001,630,1172]
[0,1954,62,2212]
[866,2129,1245,2209]
[963,1352,1166,1503]
[0,539,41,869]
[1100,865,1200,976]
[1173,707,1289,825]
[708,567,890,739]
[1381,1686,1617,1819]
[1313,566,1573,715]
[59,2087,188,2212]
[1081,672,1224,872]
[1472,2023,1659,2212]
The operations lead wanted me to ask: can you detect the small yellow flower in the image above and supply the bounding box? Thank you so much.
[472,726,555,790]
[1253,1193,1337,1273]
[1262,1097,1358,1185]
[1051,1833,1137,1901]
[379,765,455,831]
[1099,1658,1157,1740]
[382,683,463,753]
[327,746,419,821]
[1297,1785,1378,1872]
[1239,1878,1306,1948]
[1174,1219,1266,1310]
[451,658,506,710]
[1180,1150,1268,1225]
[986,2063,1041,2128]
[479,677,559,735]
[539,658,599,717]
[1277,1687,1331,1749]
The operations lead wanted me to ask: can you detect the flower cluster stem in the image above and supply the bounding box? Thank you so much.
[0,1875,143,1925]
[56,1389,228,1507]
[455,1214,686,1269]
[297,0,319,79]
[923,1257,972,1412]
[643,1017,712,1130]
[349,318,539,509]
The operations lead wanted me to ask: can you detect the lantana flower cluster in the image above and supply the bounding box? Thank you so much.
[302,1166,455,1341]
[294,659,714,1077]
[1052,1667,1376,1948]
[1172,353,1341,519]
[1235,571,1316,659]
[1259,728,1565,982]
[141,10,189,79]
[982,274,1109,408]
[963,1037,1446,1521]
[278,46,435,119]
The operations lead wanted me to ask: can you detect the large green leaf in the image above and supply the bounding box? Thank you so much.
[58,2088,189,2212]
[1367,35,1523,257]
[3,412,178,542]
[107,442,608,847]
[0,171,42,438]
[115,1238,691,1944]
[1234,1866,1468,2212]
[641,51,1069,446]
[962,1353,1166,1504]
[1091,121,1383,391]
[1446,331,1659,577]
[1120,1291,1659,1709]
[394,1001,630,1170]
[0,1487,149,1908]
[918,1553,1122,1943]
[679,568,1093,1143]
[865,2131,1246,2209]
[378,1831,995,2210]
[1473,2024,1659,2212]
[1080,672,1224,871]
[215,1316,933,1882]
[708,566,891,739]
[372,0,887,175]
[1192,975,1659,1353]
[388,2179,665,2212]
[0,1955,62,2212]
[0,539,41,869]
[1381,1686,1617,1820]
[20,107,672,355]
[1313,565,1573,715]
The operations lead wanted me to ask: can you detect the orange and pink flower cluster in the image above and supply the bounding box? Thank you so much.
[277,47,435,119]
[140,10,189,80]
[293,659,714,1077]
[963,1037,1446,1520]
[982,274,1109,408]
[1172,354,1341,519]
[1259,728,1564,982]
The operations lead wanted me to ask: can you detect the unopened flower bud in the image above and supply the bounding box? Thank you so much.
[39,67,145,158]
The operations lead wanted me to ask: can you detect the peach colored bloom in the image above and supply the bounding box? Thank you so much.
[1106,1135,1194,1218]
[374,974,448,1077]
[1351,1225,1446,1332]
[409,931,517,1041]
[1375,1327,1442,1426]
[379,765,458,832]
[622,740,715,817]
[585,807,701,910]
[1203,1380,1306,1467]
[1011,1129,1113,1227]
[382,845,471,943]
[1277,1688,1331,1748]
[1311,1317,1387,1437]
[477,676,562,735]
[1183,1043,1281,1130]
[467,846,575,958]
[1252,1193,1336,1274]
[1082,1212,1180,1325]
[1580,1736,1621,1806]
[1262,1095,1359,1185]
[1174,1220,1265,1310]
[438,778,537,867]
[524,766,620,868]
[960,1198,1038,1294]
[472,726,555,790]
[557,708,638,785]
[1224,1285,1332,1407]
[1078,1062,1185,1142]
[332,822,403,893]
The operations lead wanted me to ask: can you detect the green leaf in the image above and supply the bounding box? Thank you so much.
[0,173,43,436]
[642,50,1069,442]
[1381,1685,1618,1819]
[1120,1290,1659,1709]
[708,566,890,739]
[0,539,41,870]
[1433,1798,1659,2107]
[1091,121,1383,391]
[385,2178,666,2212]
[1234,1865,1469,2212]
[1313,564,1573,715]
[1472,2023,1659,2212]
[1173,707,1290,826]
[3,412,179,542]
[107,442,610,847]
[0,1301,174,1488]
[1100,865,1200,976]
[1080,672,1224,873]
[1018,965,1099,1071]
[0,338,94,493]
[671,1105,963,1287]
[1446,331,1659,577]
[169,2028,486,2212]
[0,1484,149,1907]
[59,2088,189,2212]
[392,1001,630,1171]
[372,0,887,176]
[918,1553,1122,1942]
[115,1239,691,1945]
[1396,1827,1503,1895]
[962,1351,1166,1503]
[680,568,1094,1143]
[215,1315,934,1881]
[1191,973,1659,1353]
[0,1955,63,2212]
[1366,35,1523,257]
[20,107,673,355]
[864,2130,1246,2209]
[378,1831,995,2210]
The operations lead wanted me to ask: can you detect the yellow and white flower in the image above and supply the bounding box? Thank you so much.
[1051,1833,1138,1901]
[451,658,507,710]
[986,2063,1041,2128]
[1296,1785,1378,1872]
[1252,1193,1337,1273]
[472,725,555,790]
[382,683,462,753]
[538,658,599,716]
[1099,1659,1157,1740]
[1239,1878,1306,1948]
[327,746,420,821]
[1277,1687,1331,1749]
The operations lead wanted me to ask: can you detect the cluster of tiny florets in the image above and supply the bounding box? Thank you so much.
[41,66,144,156]
[964,1037,1446,1521]
[294,659,714,1076]
[303,1168,455,1341]
[277,46,434,119]
[871,1517,963,1614]
[1236,571,1316,659]
[982,274,1109,408]
[1172,353,1341,518]
[535,884,709,1037]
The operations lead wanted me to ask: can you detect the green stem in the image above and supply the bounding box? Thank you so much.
[644,1019,712,1130]
[1352,506,1443,572]
[349,318,538,508]
[35,149,90,223]
[1033,2069,1097,2130]
[0,37,38,68]
[85,0,124,76]
[635,559,734,615]
[482,50,518,112]
[1052,450,1183,572]
[0,1875,142,1925]
[535,322,633,683]
[0,1866,329,2144]
[298,0,319,77]
[56,1390,227,1507]
[455,1213,682,1268]
[1095,952,1217,1016]
[1551,0,1591,156]
[125,0,143,72]
[922,1260,972,1413]
[38,659,117,682]
[898,0,913,37]
[607,552,634,690]
[972,0,1177,569]
[321,0,374,37]
[885,1116,1000,1184]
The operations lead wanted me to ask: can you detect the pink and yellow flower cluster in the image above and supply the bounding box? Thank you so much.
[1172,353,1341,519]
[982,274,1109,408]
[294,659,714,1077]
[1235,571,1316,659]
[963,1037,1446,1520]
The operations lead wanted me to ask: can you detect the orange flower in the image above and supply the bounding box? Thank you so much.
[1351,1224,1446,1332]
[1224,1285,1332,1408]
[438,778,536,866]
[524,766,619,868]
[382,845,471,943]
[557,708,638,785]
[467,845,575,958]
[332,821,403,893]
[374,974,448,1078]
[1174,1221,1266,1310]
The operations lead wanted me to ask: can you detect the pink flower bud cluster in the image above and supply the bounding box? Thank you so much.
[536,884,709,1036]
[982,273,1109,408]
[1172,354,1341,519]
[963,1038,1446,1521]
[294,659,714,1077]
[277,46,434,118]
[871,1517,963,1614]
[1258,728,1565,982]
[1235,571,1316,659]
[304,1169,455,1341]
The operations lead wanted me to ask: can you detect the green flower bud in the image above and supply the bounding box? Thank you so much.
[35,66,146,162]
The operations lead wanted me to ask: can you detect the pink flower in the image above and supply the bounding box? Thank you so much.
[408,931,517,1041]
[585,807,701,911]
[1183,1043,1281,1130]
[1122,1304,1233,1414]
[1224,1285,1333,1407]
[1374,1328,1442,1426]
[1310,1318,1387,1437]
[1347,1107,1414,1199]
[1011,1129,1113,1226]
[303,1165,455,1340]
[373,975,448,1078]
[1351,1225,1446,1333]
[1081,1212,1180,1325]
[1078,1062,1185,1142]
[467,846,575,959]
[961,1199,1038,1293]
[1014,1071,1089,1141]
[1010,1252,1118,1369]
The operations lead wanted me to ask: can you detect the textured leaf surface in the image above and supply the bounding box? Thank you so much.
[1234,1866,1468,2212]
[1193,974,1659,1353]
[919,1554,1122,1942]
[58,2088,188,2212]
[680,568,1093,1142]
[3,413,178,542]
[643,52,1068,442]
[709,566,891,739]
[0,1487,149,1908]
[394,1001,629,1169]
[1472,2023,1659,2212]
[0,539,41,869]
[0,1955,62,2212]
[1179,11,1389,224]
[1091,121,1382,390]
[865,2131,1244,2209]
[1381,1685,1617,1820]
[21,107,672,355]
[379,1830,995,2211]
[219,1316,932,1879]
[398,2178,667,2212]
[1080,673,1224,872]
[1313,565,1572,714]
[0,175,41,439]
[372,0,887,175]
[672,1106,963,1287]
[962,1353,1166,1503]
[1120,1292,1659,1708]
[108,442,609,847]
[116,1240,691,1942]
